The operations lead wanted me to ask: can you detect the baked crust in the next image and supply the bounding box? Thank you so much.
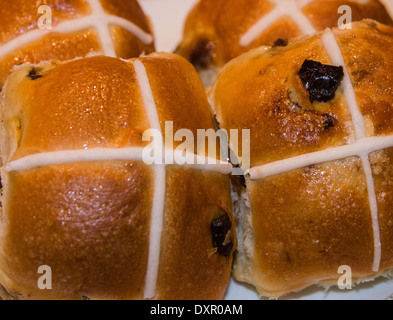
[210,20,393,298]
[211,33,354,167]
[156,166,234,300]
[0,0,91,45]
[0,54,235,300]
[0,0,155,87]
[2,161,154,300]
[177,0,393,71]
[247,157,374,297]
[370,148,393,271]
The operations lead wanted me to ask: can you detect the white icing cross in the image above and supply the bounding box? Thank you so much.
[322,30,381,272]
[4,147,232,174]
[248,28,388,273]
[0,0,153,59]
[132,59,166,300]
[240,0,316,47]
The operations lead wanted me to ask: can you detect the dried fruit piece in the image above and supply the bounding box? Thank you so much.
[27,68,43,80]
[298,59,344,103]
[322,113,336,130]
[211,213,233,257]
[273,38,288,47]
[190,38,216,69]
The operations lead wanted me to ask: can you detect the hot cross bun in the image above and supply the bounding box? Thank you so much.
[0,53,235,300]
[209,20,393,298]
[177,0,393,86]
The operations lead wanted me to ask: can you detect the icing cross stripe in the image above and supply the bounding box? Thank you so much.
[240,0,316,47]
[240,0,389,47]
[0,0,153,59]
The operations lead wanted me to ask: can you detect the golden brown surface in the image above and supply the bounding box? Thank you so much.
[0,53,235,300]
[100,0,153,32]
[0,29,102,94]
[140,53,217,154]
[210,21,393,298]
[2,53,219,161]
[304,0,391,31]
[370,148,393,271]
[1,161,154,300]
[156,167,235,300]
[333,21,393,136]
[177,0,393,70]
[0,0,155,87]
[110,26,154,59]
[211,33,354,167]
[247,158,374,297]
[2,56,150,161]
[0,0,91,45]
[177,0,274,69]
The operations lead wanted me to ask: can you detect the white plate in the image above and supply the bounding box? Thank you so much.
[139,0,393,300]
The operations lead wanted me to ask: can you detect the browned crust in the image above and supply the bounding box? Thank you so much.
[139,52,217,155]
[0,53,235,300]
[211,20,393,297]
[211,33,354,167]
[100,0,152,32]
[247,157,374,297]
[333,21,393,137]
[0,161,154,300]
[156,166,235,300]
[0,0,91,45]
[370,148,393,271]
[110,26,155,59]
[3,56,150,161]
[0,29,102,90]
[2,53,218,161]
[0,0,155,87]
[304,0,393,31]
[177,0,274,68]
[177,0,393,69]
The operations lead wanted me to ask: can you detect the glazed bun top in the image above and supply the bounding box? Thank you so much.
[0,0,155,87]
[210,20,393,295]
[0,53,235,300]
[210,19,393,169]
[2,52,216,164]
[177,0,393,70]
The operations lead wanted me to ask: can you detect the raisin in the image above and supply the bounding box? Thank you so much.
[190,39,216,69]
[273,38,288,47]
[211,213,233,257]
[235,174,246,188]
[27,68,43,80]
[298,59,344,103]
[322,113,335,130]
